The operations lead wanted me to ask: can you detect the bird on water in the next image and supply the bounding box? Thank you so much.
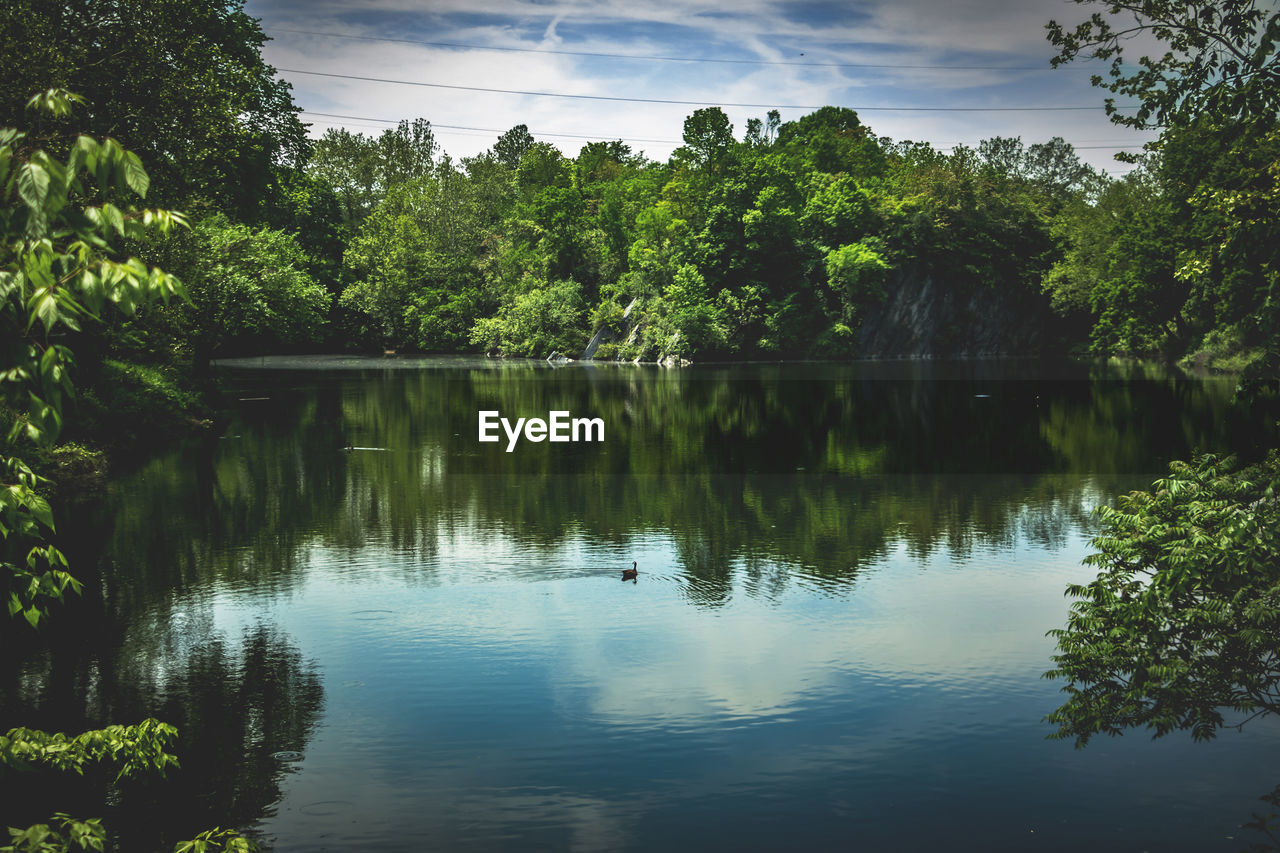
[622,561,638,582]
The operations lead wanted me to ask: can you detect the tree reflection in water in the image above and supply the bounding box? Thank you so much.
[1,357,1273,850]
[1,623,322,851]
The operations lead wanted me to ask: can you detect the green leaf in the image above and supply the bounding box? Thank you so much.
[122,150,149,198]
[27,291,59,334]
[69,136,99,175]
[101,204,124,236]
[16,162,50,211]
[25,88,85,117]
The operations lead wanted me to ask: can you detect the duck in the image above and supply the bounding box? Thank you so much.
[622,561,638,582]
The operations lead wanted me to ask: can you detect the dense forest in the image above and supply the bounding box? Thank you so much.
[3,0,1276,386]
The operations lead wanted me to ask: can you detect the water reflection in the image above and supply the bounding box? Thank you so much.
[2,358,1276,851]
[1,622,322,851]
[73,357,1261,616]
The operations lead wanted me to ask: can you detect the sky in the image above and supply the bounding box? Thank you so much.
[246,0,1161,175]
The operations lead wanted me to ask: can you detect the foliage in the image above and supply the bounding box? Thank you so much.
[73,359,208,449]
[1044,1,1280,367]
[1,92,253,853]
[1,821,255,853]
[2,90,184,624]
[639,264,726,358]
[1,720,179,781]
[1044,453,1280,746]
[469,278,587,357]
[825,241,890,309]
[302,95,1169,362]
[1046,0,1280,131]
[172,829,257,853]
[143,213,330,362]
[1,814,105,853]
[308,119,437,228]
[0,0,307,218]
[493,125,534,170]
[341,158,505,349]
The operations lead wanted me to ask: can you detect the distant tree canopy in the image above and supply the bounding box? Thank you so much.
[1,0,1272,373]
[309,119,438,228]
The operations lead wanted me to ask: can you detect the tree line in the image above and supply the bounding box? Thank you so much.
[5,1,1275,376]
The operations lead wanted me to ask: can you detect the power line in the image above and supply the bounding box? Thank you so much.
[268,26,1057,72]
[279,68,1139,112]
[299,111,681,144]
[299,111,1148,152]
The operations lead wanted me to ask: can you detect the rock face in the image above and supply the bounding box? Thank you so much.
[581,271,1048,361]
[581,327,612,360]
[582,297,639,359]
[855,266,1049,358]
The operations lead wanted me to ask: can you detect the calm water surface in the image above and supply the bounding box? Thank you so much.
[3,357,1278,852]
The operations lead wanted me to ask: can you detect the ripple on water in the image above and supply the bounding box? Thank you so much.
[272,750,304,762]
[350,609,396,620]
[297,800,354,817]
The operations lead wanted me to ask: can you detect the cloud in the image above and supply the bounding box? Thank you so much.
[250,0,1157,170]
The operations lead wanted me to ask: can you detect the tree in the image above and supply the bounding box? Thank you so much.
[1025,137,1094,197]
[342,159,501,350]
[144,214,332,366]
[1046,0,1280,373]
[1046,0,1280,131]
[1045,453,1280,745]
[1042,0,1280,752]
[0,0,308,219]
[493,124,534,170]
[674,108,734,171]
[825,241,889,312]
[743,110,781,148]
[469,277,587,357]
[308,119,437,228]
[2,91,184,624]
[2,90,252,853]
[516,142,572,195]
[576,140,633,185]
[979,137,1028,179]
[776,106,882,177]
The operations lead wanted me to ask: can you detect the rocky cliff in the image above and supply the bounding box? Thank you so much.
[855,266,1050,358]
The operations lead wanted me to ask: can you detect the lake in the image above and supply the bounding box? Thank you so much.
[3,356,1278,852]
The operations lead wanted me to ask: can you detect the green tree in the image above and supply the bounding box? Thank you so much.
[1047,0,1280,374]
[469,277,587,357]
[308,119,437,229]
[342,158,501,350]
[493,124,534,170]
[2,91,184,623]
[0,0,308,219]
[1045,453,1280,745]
[144,214,331,366]
[1042,3,1280,783]
[516,142,572,196]
[641,263,725,358]
[776,106,883,177]
[1,89,252,853]
[674,108,734,172]
[1047,0,1280,131]
[825,241,890,312]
